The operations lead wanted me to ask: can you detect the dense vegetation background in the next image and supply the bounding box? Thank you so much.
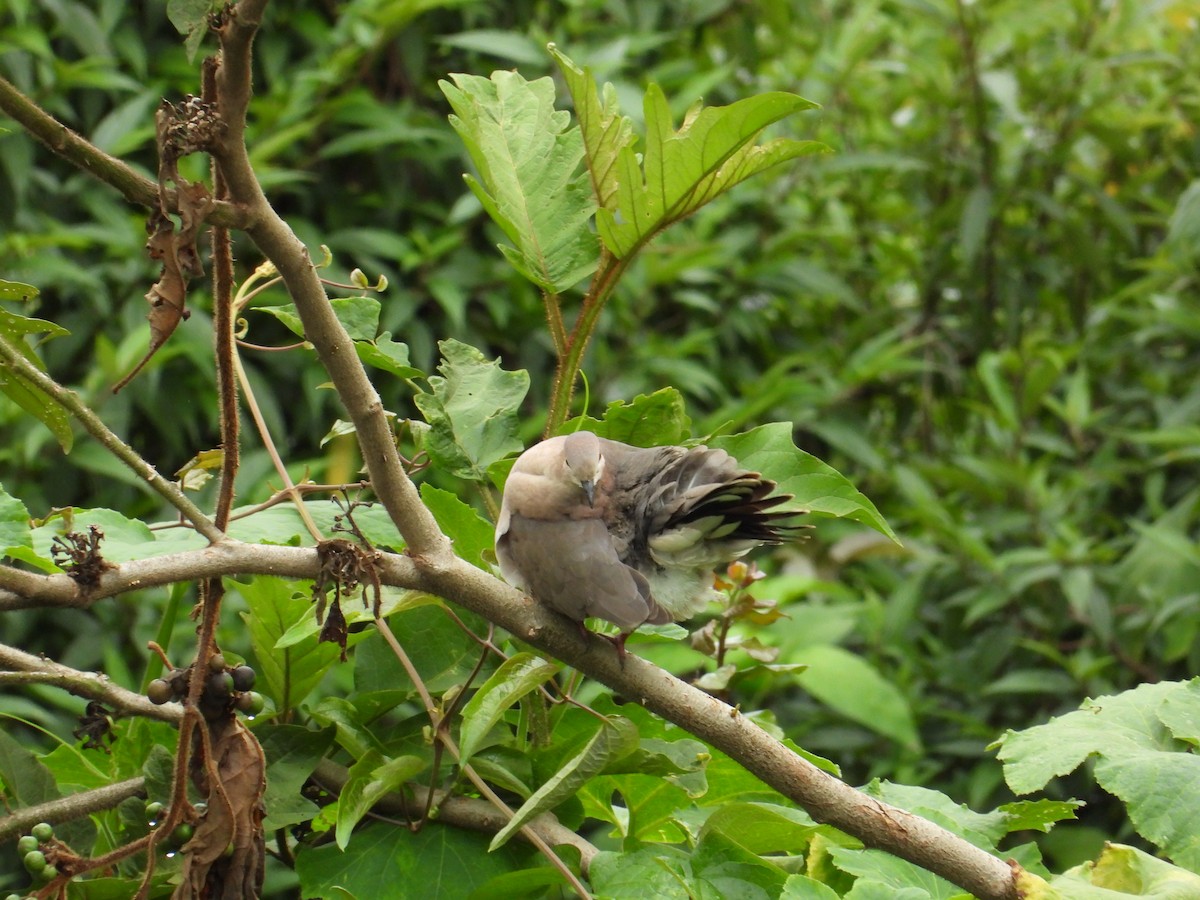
[1,0,1199,897]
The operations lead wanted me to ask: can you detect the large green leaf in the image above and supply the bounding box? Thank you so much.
[548,45,634,213]
[420,483,495,569]
[560,387,692,447]
[295,821,525,900]
[413,339,529,481]
[440,70,599,292]
[257,725,337,831]
[0,484,31,559]
[712,422,898,542]
[235,577,344,716]
[0,308,72,451]
[995,679,1200,873]
[1051,843,1200,898]
[554,58,826,259]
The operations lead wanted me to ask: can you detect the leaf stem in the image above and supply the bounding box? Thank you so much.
[545,251,628,435]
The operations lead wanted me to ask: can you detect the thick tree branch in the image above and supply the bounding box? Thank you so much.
[0,541,421,610]
[210,0,451,562]
[0,643,182,723]
[0,778,149,844]
[420,558,1021,900]
[0,75,245,228]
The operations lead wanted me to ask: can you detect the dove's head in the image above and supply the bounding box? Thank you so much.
[561,431,604,507]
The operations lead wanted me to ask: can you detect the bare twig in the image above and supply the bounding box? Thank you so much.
[0,337,223,543]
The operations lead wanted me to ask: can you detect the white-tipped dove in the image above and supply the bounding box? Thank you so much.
[495,431,802,654]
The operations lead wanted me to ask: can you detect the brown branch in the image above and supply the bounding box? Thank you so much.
[0,643,182,724]
[419,557,1021,900]
[0,75,246,228]
[0,778,148,844]
[0,542,422,611]
[209,0,451,563]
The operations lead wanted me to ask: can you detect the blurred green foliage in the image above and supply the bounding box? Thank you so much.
[2,0,1200,890]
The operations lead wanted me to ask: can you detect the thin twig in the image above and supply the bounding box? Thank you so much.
[0,337,224,543]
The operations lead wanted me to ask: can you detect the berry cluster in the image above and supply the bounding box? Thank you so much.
[9,821,59,896]
[146,653,264,718]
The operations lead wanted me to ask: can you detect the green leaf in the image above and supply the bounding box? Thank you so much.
[440,70,599,292]
[1053,843,1200,898]
[352,604,487,695]
[30,508,156,564]
[255,296,381,341]
[336,752,426,849]
[699,802,821,855]
[995,679,1200,871]
[354,332,423,379]
[795,646,921,751]
[828,845,961,899]
[0,484,32,558]
[549,45,635,213]
[0,309,73,451]
[781,874,842,900]
[235,577,344,716]
[0,278,39,300]
[413,339,529,481]
[257,725,336,831]
[711,423,898,542]
[589,846,694,900]
[420,483,495,569]
[561,387,692,446]
[0,727,60,806]
[490,716,639,850]
[998,799,1083,834]
[296,821,525,900]
[458,652,560,762]
[581,74,826,258]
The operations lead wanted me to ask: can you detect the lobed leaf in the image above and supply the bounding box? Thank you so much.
[440,70,599,292]
[414,339,529,481]
[594,82,826,258]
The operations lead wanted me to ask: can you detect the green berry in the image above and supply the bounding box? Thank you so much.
[39,864,59,881]
[30,822,53,841]
[235,691,265,715]
[23,849,46,873]
[17,834,38,854]
[170,823,194,847]
[145,800,165,823]
[207,652,226,673]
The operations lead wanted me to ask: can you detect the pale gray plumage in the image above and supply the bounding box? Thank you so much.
[496,431,801,648]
